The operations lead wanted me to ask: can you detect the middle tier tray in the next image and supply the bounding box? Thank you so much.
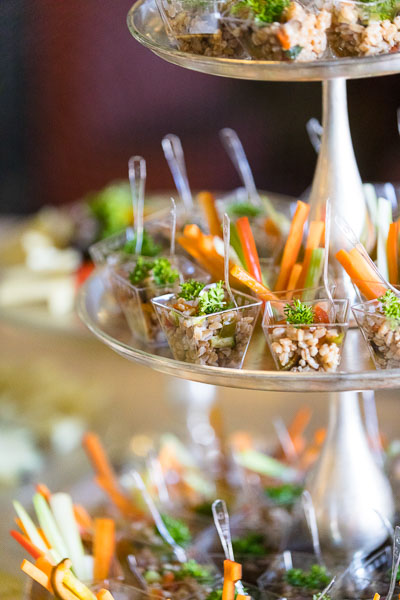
[78,270,400,393]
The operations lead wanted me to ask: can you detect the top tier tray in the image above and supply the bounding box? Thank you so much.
[78,271,400,393]
[127,0,400,82]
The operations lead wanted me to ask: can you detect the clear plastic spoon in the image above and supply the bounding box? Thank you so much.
[128,156,146,255]
[219,128,261,207]
[130,470,187,563]
[323,197,334,305]
[335,214,400,296]
[212,499,245,595]
[302,490,324,566]
[373,509,395,541]
[306,118,323,154]
[315,576,336,600]
[162,134,193,213]
[223,213,237,309]
[386,525,400,600]
[170,197,177,257]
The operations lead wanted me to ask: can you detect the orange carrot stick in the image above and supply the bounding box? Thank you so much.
[21,559,51,592]
[198,191,222,237]
[10,530,44,560]
[95,476,140,519]
[230,264,278,301]
[73,504,94,533]
[287,263,302,293]
[275,201,310,291]
[387,222,398,285]
[288,406,312,442]
[97,590,115,600]
[177,236,222,281]
[335,249,387,300]
[297,220,325,288]
[36,483,52,502]
[93,518,115,581]
[15,517,28,538]
[236,217,262,284]
[265,217,281,238]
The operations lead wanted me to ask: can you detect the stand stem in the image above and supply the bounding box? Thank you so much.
[308,79,367,297]
[306,391,394,557]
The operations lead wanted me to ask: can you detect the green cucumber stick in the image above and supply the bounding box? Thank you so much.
[304,248,325,300]
[363,183,378,232]
[50,493,88,581]
[33,493,68,560]
[13,500,48,553]
[230,222,246,268]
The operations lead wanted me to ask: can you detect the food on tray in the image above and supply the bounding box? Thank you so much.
[110,255,210,346]
[152,281,261,367]
[263,298,349,372]
[228,0,331,61]
[329,0,400,57]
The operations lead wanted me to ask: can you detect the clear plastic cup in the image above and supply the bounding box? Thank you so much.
[352,299,400,369]
[110,256,211,347]
[152,286,262,367]
[263,298,349,372]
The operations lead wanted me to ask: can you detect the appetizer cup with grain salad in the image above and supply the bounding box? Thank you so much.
[263,298,349,372]
[352,290,400,369]
[151,281,262,367]
[110,256,210,347]
[329,0,400,56]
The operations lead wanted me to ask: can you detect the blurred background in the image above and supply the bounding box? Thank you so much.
[1,1,400,594]
[2,0,400,215]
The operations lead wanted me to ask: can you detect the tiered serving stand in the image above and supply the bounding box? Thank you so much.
[78,0,400,562]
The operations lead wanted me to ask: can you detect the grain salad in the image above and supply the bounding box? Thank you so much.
[152,281,261,367]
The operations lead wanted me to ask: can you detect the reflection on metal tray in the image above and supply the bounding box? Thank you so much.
[127,0,400,82]
[77,271,400,393]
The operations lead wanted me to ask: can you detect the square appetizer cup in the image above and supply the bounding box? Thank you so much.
[329,0,400,57]
[352,298,400,369]
[151,284,262,367]
[225,0,331,61]
[110,256,211,347]
[263,299,350,372]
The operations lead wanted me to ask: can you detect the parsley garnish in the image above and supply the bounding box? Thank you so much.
[227,202,264,219]
[284,299,314,325]
[198,281,227,315]
[233,0,290,23]
[285,565,330,590]
[265,483,303,506]
[129,256,154,284]
[152,257,179,286]
[232,532,266,556]
[179,280,206,301]
[157,514,192,546]
[175,560,212,581]
[129,257,179,286]
[207,589,246,600]
[378,290,400,324]
[123,230,161,257]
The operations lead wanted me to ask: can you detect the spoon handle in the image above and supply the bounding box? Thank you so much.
[302,490,324,566]
[162,134,193,212]
[306,118,323,154]
[131,470,187,563]
[212,499,245,595]
[387,525,400,600]
[128,156,146,255]
[223,213,237,309]
[219,128,259,205]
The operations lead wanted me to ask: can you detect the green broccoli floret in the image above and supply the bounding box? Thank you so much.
[179,280,206,301]
[232,532,266,556]
[227,202,264,219]
[123,230,161,257]
[284,299,314,325]
[265,483,304,506]
[233,0,290,24]
[198,281,227,315]
[157,514,192,546]
[88,181,132,239]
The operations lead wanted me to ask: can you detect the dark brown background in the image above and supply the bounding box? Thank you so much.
[1,0,400,214]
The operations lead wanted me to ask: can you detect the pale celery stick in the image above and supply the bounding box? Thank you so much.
[13,500,48,553]
[363,184,378,231]
[377,197,392,282]
[50,493,87,581]
[33,493,68,560]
